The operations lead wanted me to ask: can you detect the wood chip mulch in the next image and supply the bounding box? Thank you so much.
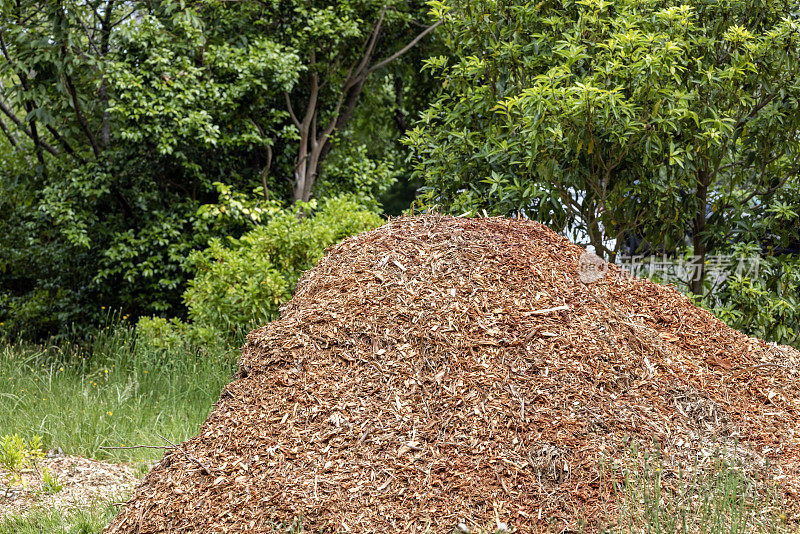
[104,215,800,533]
[0,455,137,518]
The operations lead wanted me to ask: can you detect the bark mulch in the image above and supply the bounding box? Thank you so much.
[105,215,800,533]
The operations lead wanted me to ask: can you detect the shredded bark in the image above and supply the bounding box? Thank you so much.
[105,215,800,533]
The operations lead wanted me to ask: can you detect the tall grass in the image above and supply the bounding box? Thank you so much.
[0,501,119,534]
[0,324,238,465]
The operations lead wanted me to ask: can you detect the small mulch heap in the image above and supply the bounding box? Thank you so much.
[0,455,137,518]
[105,215,800,533]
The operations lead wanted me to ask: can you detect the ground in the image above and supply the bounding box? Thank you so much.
[0,455,138,520]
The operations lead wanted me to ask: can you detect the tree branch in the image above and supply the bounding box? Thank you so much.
[0,114,18,147]
[63,71,102,157]
[366,19,442,76]
[284,91,301,129]
[100,0,116,55]
[353,8,386,80]
[1,30,49,172]
[76,15,102,56]
[44,124,85,164]
[301,52,319,130]
[321,76,350,141]
[734,92,777,131]
[261,142,272,201]
[0,100,60,156]
[157,432,212,476]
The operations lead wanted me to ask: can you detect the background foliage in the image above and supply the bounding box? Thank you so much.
[0,0,439,339]
[183,195,382,336]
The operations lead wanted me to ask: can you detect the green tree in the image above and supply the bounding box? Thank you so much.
[0,0,302,335]
[406,0,800,288]
[404,0,800,345]
[0,0,438,338]
[258,0,440,202]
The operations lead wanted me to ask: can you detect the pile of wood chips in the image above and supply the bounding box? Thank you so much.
[105,215,800,533]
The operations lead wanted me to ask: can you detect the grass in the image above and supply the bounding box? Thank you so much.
[0,324,238,465]
[0,501,119,534]
[0,324,238,532]
[602,442,789,534]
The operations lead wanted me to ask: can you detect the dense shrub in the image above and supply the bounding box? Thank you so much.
[314,143,398,211]
[182,196,383,335]
[710,246,800,346]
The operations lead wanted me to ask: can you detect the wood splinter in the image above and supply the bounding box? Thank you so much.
[157,432,213,476]
[524,304,570,316]
[101,435,213,476]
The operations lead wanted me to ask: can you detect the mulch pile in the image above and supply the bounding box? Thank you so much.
[105,215,800,533]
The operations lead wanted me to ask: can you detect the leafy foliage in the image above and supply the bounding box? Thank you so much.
[0,434,44,492]
[0,434,43,474]
[315,142,399,210]
[0,0,436,338]
[183,196,383,335]
[39,467,64,495]
[409,0,800,250]
[711,245,800,346]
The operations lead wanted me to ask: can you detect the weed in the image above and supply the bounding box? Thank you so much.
[0,324,237,464]
[0,499,120,533]
[0,434,43,473]
[0,434,44,494]
[39,467,63,495]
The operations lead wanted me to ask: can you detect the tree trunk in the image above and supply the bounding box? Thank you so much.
[690,169,710,296]
[284,17,441,204]
[587,215,605,260]
[292,135,326,203]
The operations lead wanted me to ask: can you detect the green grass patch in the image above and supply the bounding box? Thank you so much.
[0,501,119,534]
[0,324,237,465]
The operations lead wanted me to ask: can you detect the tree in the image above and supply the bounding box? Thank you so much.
[405,0,800,291]
[0,0,305,336]
[197,0,441,202]
[0,0,119,168]
[0,0,440,338]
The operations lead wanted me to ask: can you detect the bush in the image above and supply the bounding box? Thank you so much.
[0,434,44,492]
[134,316,224,353]
[314,143,398,211]
[0,434,43,474]
[183,195,383,335]
[709,246,800,346]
